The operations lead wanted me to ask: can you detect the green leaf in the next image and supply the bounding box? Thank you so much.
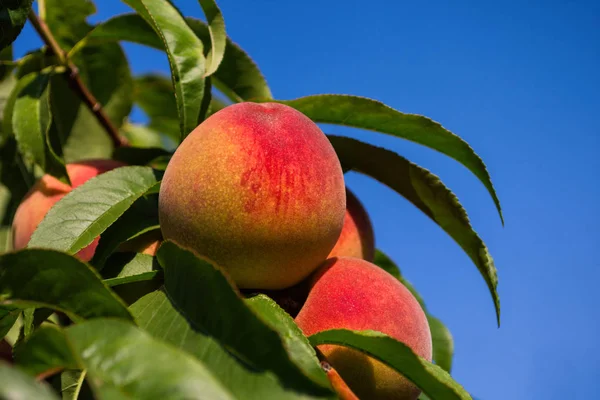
[16,320,234,399]
[121,123,164,149]
[186,17,272,101]
[158,240,334,395]
[272,95,502,223]
[374,250,454,373]
[0,305,19,338]
[246,294,330,389]
[103,253,159,287]
[330,136,500,324]
[0,72,16,145]
[0,249,132,321]
[133,74,179,143]
[0,139,32,223]
[310,329,471,400]
[131,290,334,399]
[428,316,454,373]
[0,0,33,51]
[41,0,95,51]
[28,166,160,256]
[12,72,69,183]
[197,0,226,77]
[112,146,171,167]
[92,195,159,269]
[121,0,206,141]
[0,226,12,254]
[54,369,92,400]
[0,361,59,400]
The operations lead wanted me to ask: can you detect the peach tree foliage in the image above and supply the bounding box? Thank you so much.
[0,0,501,399]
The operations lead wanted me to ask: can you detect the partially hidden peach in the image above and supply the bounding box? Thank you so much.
[159,102,346,289]
[328,189,375,261]
[118,230,163,256]
[12,159,126,261]
[295,257,432,400]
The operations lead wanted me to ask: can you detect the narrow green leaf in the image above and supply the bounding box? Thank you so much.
[41,0,95,51]
[0,305,19,338]
[310,329,471,400]
[131,290,334,399]
[0,0,33,50]
[91,194,159,269]
[16,321,234,399]
[0,361,59,400]
[103,253,159,287]
[197,0,226,76]
[121,0,206,140]
[0,226,12,254]
[0,72,16,145]
[28,166,160,256]
[121,123,164,149]
[246,294,330,389]
[133,74,180,143]
[330,136,500,324]
[158,241,334,395]
[272,95,502,223]
[55,370,92,400]
[374,250,454,373]
[186,17,272,101]
[12,72,69,183]
[0,139,32,222]
[0,45,14,80]
[0,249,132,321]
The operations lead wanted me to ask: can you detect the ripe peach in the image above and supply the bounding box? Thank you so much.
[328,189,375,261]
[12,159,125,261]
[295,257,432,400]
[159,102,346,289]
[118,230,162,256]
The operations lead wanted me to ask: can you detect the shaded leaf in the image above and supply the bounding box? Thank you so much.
[133,74,179,143]
[41,0,95,51]
[12,72,69,183]
[0,0,33,51]
[112,146,170,167]
[197,0,226,76]
[0,249,132,321]
[246,294,330,388]
[0,361,59,400]
[310,329,471,400]
[121,123,164,148]
[0,71,16,145]
[103,253,159,287]
[0,305,19,338]
[331,136,500,324]
[29,166,160,256]
[16,321,233,399]
[273,95,502,223]
[92,194,159,269]
[131,290,334,399]
[158,240,334,395]
[121,0,206,140]
[0,226,12,254]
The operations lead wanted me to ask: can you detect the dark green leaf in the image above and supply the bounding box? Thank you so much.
[197,0,226,76]
[12,72,69,183]
[16,320,234,399]
[131,290,334,399]
[121,0,206,141]
[0,0,33,50]
[0,45,13,80]
[103,253,159,287]
[0,249,132,321]
[92,195,159,269]
[28,166,160,256]
[187,17,272,101]
[0,361,59,400]
[246,294,329,388]
[133,74,179,143]
[112,146,170,166]
[158,241,333,395]
[54,369,93,400]
[0,72,16,145]
[41,0,95,50]
[0,139,32,223]
[273,96,502,223]
[0,305,19,338]
[331,136,500,324]
[310,329,471,400]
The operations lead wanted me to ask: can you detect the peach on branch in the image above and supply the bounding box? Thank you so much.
[328,189,375,261]
[295,257,432,400]
[12,159,125,261]
[159,102,346,289]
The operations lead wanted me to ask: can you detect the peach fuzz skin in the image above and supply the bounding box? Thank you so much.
[328,189,375,261]
[159,102,346,290]
[118,230,162,256]
[295,257,432,400]
[12,159,126,261]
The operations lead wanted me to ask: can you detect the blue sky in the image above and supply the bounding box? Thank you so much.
[15,1,600,398]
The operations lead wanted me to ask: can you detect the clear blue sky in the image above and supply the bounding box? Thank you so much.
[15,1,600,398]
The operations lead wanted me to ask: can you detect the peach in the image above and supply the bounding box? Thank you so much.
[328,189,375,261]
[295,257,432,400]
[12,159,125,261]
[159,102,346,289]
[118,230,162,256]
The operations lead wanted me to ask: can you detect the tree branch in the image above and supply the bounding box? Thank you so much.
[27,10,128,147]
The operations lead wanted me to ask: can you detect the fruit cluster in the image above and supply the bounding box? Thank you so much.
[14,102,432,399]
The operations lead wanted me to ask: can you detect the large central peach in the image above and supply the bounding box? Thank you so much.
[159,102,346,289]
